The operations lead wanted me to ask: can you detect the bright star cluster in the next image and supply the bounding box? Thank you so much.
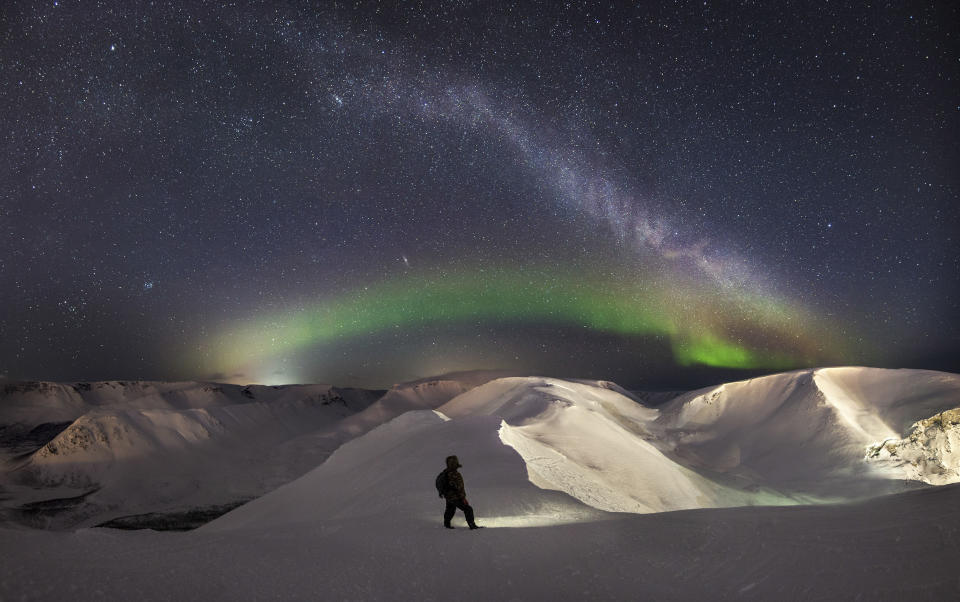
[1,1,957,388]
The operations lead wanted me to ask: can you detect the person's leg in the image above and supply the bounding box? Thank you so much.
[453,499,477,528]
[462,502,477,528]
[443,501,456,528]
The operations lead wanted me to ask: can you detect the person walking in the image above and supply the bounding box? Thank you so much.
[438,455,482,529]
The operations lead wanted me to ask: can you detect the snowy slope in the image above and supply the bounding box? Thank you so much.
[0,382,87,426]
[651,367,960,500]
[204,410,606,533]
[335,371,513,437]
[433,369,960,512]
[218,371,512,506]
[0,381,383,528]
[205,376,738,527]
[436,377,768,513]
[0,374,504,529]
[206,368,960,533]
[15,395,359,488]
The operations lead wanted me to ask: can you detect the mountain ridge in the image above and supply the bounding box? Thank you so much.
[1,367,958,530]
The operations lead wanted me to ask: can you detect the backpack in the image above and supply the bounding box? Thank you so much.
[435,469,449,498]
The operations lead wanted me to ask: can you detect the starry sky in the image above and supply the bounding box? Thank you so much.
[2,1,958,389]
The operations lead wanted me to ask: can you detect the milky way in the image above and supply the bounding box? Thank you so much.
[1,2,957,388]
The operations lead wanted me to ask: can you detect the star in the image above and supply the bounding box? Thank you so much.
[0,1,953,386]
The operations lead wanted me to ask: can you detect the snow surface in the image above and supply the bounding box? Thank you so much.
[1,367,959,599]
[1,484,958,601]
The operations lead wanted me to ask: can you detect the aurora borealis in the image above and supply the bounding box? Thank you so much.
[2,2,957,388]
[195,265,822,383]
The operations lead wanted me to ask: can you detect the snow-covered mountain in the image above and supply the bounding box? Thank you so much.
[651,367,960,496]
[2,367,958,530]
[0,375,509,528]
[207,367,960,532]
[1,380,284,426]
[1,367,958,600]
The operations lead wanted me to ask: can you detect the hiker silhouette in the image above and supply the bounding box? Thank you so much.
[436,455,482,529]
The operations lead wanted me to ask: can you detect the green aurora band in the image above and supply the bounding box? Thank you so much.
[198,267,832,378]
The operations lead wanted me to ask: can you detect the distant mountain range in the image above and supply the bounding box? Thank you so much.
[1,367,958,530]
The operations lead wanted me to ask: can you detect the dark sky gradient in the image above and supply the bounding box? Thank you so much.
[2,1,958,389]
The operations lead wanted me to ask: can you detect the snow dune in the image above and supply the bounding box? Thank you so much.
[444,369,960,512]
[204,409,606,533]
[202,367,959,535]
[439,377,763,513]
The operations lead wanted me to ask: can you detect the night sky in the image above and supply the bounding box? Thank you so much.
[2,1,958,389]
